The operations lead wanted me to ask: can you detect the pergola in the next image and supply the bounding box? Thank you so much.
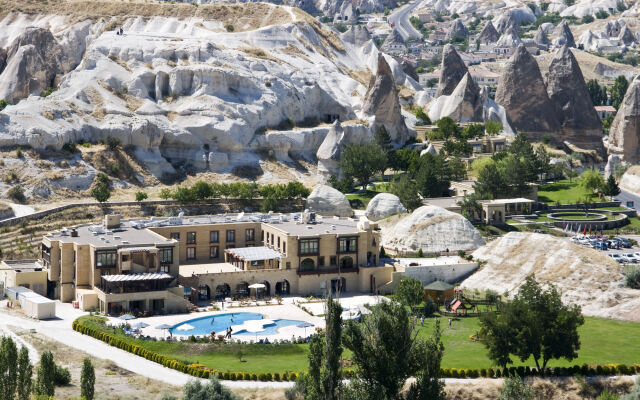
[224,246,282,270]
[99,272,173,294]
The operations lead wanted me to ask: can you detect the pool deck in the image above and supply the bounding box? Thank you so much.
[107,293,386,343]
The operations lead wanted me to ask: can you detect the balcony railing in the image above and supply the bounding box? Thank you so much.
[297,266,359,276]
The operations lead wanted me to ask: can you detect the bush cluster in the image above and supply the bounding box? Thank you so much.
[160,181,310,204]
[439,363,640,379]
[73,319,301,381]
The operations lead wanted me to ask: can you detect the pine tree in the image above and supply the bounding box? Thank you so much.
[81,358,95,400]
[0,336,18,400]
[375,125,393,153]
[16,346,32,400]
[603,175,621,197]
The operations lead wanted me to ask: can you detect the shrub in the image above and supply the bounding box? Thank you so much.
[258,373,267,381]
[225,24,234,32]
[0,99,8,111]
[62,142,78,153]
[16,146,23,158]
[8,185,26,203]
[110,163,120,176]
[135,191,148,202]
[105,136,121,150]
[54,365,72,386]
[41,87,56,97]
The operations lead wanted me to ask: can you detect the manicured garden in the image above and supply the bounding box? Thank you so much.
[537,179,599,204]
[77,314,640,376]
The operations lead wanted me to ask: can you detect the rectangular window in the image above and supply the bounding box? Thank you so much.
[159,248,173,264]
[210,246,219,259]
[210,231,219,243]
[277,237,280,248]
[187,232,196,244]
[330,256,337,266]
[286,262,291,270]
[226,230,235,242]
[170,232,180,240]
[319,256,325,266]
[159,265,169,273]
[339,238,358,253]
[187,247,196,260]
[121,254,129,262]
[261,231,264,241]
[95,250,117,268]
[246,229,255,242]
[299,239,319,255]
[283,242,286,254]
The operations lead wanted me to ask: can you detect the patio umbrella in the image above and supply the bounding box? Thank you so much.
[155,323,173,339]
[177,323,195,331]
[297,322,314,336]
[248,283,266,289]
[118,314,136,320]
[131,322,150,329]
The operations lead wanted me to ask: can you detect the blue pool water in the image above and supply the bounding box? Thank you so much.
[169,312,306,336]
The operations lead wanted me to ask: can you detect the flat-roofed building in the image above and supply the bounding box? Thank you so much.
[0,260,48,296]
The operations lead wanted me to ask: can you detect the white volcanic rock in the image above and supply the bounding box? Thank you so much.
[553,20,576,48]
[477,21,500,44]
[560,0,619,18]
[306,184,353,217]
[607,76,640,163]
[315,120,372,176]
[462,232,640,321]
[620,165,640,194]
[420,143,437,156]
[428,72,483,123]
[492,7,535,33]
[436,44,468,97]
[446,19,469,41]
[496,27,522,47]
[380,205,485,253]
[364,193,407,221]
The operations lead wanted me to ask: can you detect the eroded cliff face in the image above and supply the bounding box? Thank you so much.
[607,77,640,163]
[0,8,416,179]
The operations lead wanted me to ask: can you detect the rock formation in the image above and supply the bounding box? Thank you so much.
[555,20,576,48]
[340,25,371,47]
[364,193,407,221]
[477,21,500,44]
[534,26,551,48]
[496,27,522,48]
[306,185,353,217]
[607,76,640,163]
[420,143,437,156]
[495,44,561,134]
[380,205,485,253]
[446,19,469,41]
[381,29,406,53]
[429,72,483,122]
[362,53,409,144]
[619,25,636,46]
[436,44,468,97]
[395,57,419,82]
[546,45,602,147]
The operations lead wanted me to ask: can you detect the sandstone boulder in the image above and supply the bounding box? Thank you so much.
[306,185,353,217]
[477,21,500,44]
[607,76,640,163]
[546,46,602,146]
[620,165,640,195]
[436,44,468,97]
[381,205,485,252]
[446,19,469,41]
[495,44,561,134]
[364,193,407,221]
[362,53,409,144]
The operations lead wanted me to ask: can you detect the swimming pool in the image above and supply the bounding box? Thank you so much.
[169,312,307,336]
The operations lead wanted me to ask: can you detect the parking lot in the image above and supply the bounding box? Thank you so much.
[569,234,640,264]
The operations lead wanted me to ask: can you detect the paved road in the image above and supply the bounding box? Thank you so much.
[387,0,422,40]
[615,189,640,212]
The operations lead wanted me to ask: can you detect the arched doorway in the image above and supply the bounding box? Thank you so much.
[331,277,346,294]
[260,280,271,296]
[198,284,211,300]
[236,282,249,298]
[215,283,231,299]
[340,256,354,269]
[275,280,290,295]
[300,258,315,271]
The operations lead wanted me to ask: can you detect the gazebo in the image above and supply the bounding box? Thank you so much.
[423,280,454,303]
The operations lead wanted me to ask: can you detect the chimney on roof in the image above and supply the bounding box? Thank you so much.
[105,214,121,229]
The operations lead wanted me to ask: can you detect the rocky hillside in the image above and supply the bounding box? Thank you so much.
[0,0,421,202]
[462,232,640,321]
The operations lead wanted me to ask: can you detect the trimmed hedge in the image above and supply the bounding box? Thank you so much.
[73,319,640,381]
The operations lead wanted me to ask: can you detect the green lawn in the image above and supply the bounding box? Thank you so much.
[417,316,640,369]
[79,313,640,373]
[346,182,392,209]
[605,217,640,235]
[538,179,596,205]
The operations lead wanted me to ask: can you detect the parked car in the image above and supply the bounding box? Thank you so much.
[533,229,546,234]
[614,237,633,248]
[623,253,639,263]
[609,254,624,263]
[595,242,608,250]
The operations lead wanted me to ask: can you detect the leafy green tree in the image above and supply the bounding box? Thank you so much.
[81,358,95,400]
[192,181,213,200]
[413,108,431,125]
[473,161,502,199]
[172,186,197,202]
[35,351,56,397]
[448,157,467,181]
[303,293,343,400]
[457,194,482,221]
[603,175,621,197]
[183,375,241,400]
[579,167,605,194]
[395,277,424,310]
[485,120,503,135]
[340,143,387,190]
[412,153,450,198]
[7,186,26,203]
[54,365,70,386]
[479,275,584,372]
[284,182,310,199]
[389,148,420,172]
[390,175,422,211]
[602,114,615,133]
[328,175,354,194]
[499,375,534,400]
[0,336,18,400]
[586,79,606,106]
[90,173,111,203]
[262,196,279,213]
[159,188,173,200]
[135,191,148,202]
[16,346,31,400]
[436,117,460,139]
[342,302,446,400]
[611,75,629,109]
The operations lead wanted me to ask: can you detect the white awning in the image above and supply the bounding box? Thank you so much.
[101,273,172,282]
[118,247,158,253]
[225,246,282,262]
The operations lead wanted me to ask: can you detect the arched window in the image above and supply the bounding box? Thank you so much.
[300,258,315,271]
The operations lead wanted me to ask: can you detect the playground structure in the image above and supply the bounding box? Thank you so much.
[439,288,501,317]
